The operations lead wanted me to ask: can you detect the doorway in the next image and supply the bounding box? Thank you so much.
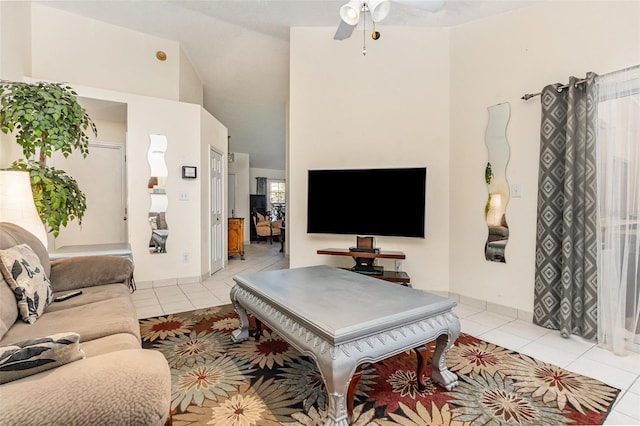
[210,147,224,275]
[51,141,126,249]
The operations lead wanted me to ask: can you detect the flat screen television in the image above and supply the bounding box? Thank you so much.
[307,167,426,238]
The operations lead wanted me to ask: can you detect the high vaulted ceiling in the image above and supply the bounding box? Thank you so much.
[41,1,537,170]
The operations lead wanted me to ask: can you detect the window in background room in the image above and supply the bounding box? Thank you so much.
[268,180,286,221]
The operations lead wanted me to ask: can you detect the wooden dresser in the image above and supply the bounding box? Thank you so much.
[228,218,245,259]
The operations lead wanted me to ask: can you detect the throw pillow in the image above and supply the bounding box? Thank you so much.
[0,332,85,384]
[0,244,54,324]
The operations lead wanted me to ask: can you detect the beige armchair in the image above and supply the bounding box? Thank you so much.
[252,211,282,244]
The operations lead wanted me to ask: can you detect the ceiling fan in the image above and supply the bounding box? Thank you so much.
[334,0,446,43]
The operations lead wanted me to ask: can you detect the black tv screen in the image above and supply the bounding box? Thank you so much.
[307,167,426,238]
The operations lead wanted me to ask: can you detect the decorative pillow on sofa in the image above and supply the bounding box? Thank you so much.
[0,244,54,324]
[0,332,85,384]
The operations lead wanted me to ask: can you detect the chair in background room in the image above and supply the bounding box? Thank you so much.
[252,211,282,244]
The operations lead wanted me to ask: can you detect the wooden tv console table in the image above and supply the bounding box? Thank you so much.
[317,248,410,286]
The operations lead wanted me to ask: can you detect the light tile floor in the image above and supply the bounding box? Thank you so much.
[133,242,640,425]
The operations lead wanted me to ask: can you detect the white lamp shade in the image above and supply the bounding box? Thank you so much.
[368,0,391,22]
[0,170,48,248]
[488,193,503,226]
[340,0,362,25]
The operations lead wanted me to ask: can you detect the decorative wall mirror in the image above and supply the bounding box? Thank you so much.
[148,134,168,253]
[484,102,510,263]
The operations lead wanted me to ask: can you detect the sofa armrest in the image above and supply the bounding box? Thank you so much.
[271,220,283,230]
[0,349,170,426]
[49,256,134,293]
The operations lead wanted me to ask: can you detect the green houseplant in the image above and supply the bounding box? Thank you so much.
[0,80,97,236]
[484,162,494,218]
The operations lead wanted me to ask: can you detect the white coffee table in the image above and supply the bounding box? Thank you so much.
[230,265,460,426]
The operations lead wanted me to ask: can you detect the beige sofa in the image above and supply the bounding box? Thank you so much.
[0,222,171,425]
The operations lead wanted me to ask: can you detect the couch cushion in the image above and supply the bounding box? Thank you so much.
[80,333,141,358]
[45,283,131,313]
[48,256,134,293]
[0,291,141,346]
[0,349,171,425]
[0,244,54,324]
[0,332,85,384]
[0,277,18,341]
[0,222,50,276]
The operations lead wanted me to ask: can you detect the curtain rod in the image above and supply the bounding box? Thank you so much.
[521,65,640,100]
[521,78,587,100]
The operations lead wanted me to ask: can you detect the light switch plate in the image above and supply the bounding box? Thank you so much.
[511,184,522,198]
[179,191,189,201]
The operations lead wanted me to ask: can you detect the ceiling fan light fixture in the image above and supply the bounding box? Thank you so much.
[340,0,362,25]
[368,0,391,22]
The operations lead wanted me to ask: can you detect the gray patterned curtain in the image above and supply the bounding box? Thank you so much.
[256,177,267,195]
[534,73,598,340]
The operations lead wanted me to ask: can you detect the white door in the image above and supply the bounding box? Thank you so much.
[52,142,126,249]
[210,147,224,274]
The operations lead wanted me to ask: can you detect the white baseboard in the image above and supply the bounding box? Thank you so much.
[135,276,201,289]
[178,276,201,285]
[448,292,533,322]
[151,278,178,288]
[135,280,153,289]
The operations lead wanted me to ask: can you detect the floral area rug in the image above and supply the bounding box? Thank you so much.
[140,305,619,425]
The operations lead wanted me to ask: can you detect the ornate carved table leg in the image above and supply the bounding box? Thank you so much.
[317,358,355,426]
[254,318,264,341]
[413,345,430,391]
[431,328,460,391]
[230,286,250,342]
[346,370,363,424]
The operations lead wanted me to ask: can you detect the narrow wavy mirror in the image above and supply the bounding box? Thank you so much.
[484,103,510,263]
[148,134,168,253]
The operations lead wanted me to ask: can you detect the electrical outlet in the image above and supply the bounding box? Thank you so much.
[182,252,190,263]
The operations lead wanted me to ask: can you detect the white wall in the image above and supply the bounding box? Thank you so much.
[0,2,30,82]
[200,108,229,276]
[228,152,251,242]
[289,27,451,292]
[30,4,184,101]
[3,78,216,283]
[180,48,204,105]
[449,1,640,312]
[0,3,226,284]
[90,119,127,143]
[59,85,205,284]
[49,116,127,249]
[0,2,32,166]
[55,89,227,285]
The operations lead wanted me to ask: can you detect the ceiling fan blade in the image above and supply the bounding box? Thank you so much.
[392,0,446,12]
[334,20,356,40]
